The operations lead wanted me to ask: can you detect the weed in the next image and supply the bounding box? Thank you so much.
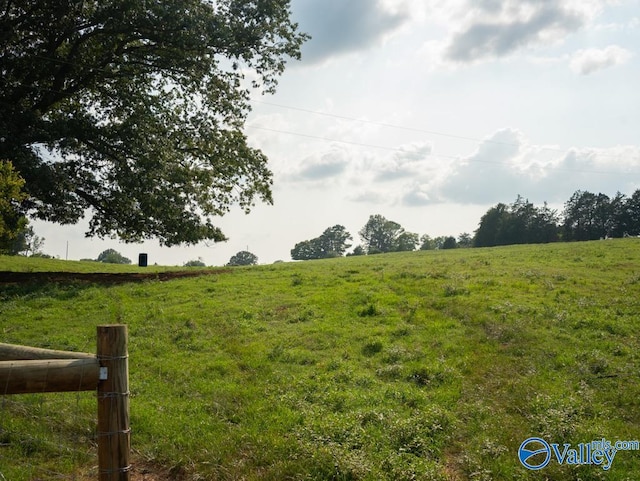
[358,303,380,317]
[376,364,405,381]
[361,340,383,356]
[408,365,452,387]
[443,284,470,297]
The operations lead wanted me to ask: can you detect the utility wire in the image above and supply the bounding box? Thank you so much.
[5,52,638,174]
[250,99,490,145]
[246,125,444,154]
[249,99,635,162]
[245,125,639,176]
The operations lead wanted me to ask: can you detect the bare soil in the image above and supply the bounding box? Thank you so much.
[0,269,231,285]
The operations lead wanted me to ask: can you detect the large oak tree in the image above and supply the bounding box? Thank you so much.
[0,0,307,245]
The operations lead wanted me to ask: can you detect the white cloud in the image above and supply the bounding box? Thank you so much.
[433,129,640,204]
[373,142,434,182]
[402,182,436,206]
[288,148,350,181]
[292,0,412,64]
[569,45,633,75]
[444,1,595,63]
[349,189,389,204]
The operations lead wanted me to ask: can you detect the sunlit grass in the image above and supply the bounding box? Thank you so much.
[1,240,640,479]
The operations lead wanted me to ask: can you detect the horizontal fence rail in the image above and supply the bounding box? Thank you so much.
[0,325,130,480]
[0,357,99,394]
[0,342,96,361]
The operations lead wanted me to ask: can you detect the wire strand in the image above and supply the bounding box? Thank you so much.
[245,125,639,176]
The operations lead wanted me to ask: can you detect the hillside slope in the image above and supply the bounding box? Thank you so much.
[1,240,639,480]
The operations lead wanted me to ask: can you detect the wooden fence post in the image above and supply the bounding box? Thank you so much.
[97,325,130,481]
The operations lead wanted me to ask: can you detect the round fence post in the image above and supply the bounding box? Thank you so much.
[97,325,130,481]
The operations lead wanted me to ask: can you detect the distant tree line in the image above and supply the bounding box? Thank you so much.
[474,189,640,247]
[290,189,640,260]
[474,195,560,247]
[291,215,471,260]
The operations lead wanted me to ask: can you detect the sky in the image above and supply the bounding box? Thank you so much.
[34,0,640,266]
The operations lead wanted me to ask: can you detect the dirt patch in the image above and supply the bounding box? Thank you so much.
[0,269,232,285]
[129,460,185,481]
[73,456,186,481]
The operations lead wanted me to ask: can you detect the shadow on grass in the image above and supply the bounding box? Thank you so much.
[0,280,90,301]
[0,269,232,301]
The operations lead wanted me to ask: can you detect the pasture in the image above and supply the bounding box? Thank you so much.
[1,240,639,480]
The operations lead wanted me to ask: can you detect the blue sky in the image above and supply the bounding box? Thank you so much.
[35,0,640,265]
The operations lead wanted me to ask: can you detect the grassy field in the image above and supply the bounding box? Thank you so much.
[1,240,639,480]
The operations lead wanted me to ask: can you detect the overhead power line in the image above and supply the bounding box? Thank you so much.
[247,99,640,175]
[249,99,564,152]
[4,52,638,174]
[245,124,639,177]
[249,99,637,163]
[250,99,494,145]
[246,125,450,155]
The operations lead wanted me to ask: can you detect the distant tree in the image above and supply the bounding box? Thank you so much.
[593,193,612,237]
[624,190,640,235]
[607,192,629,238]
[7,225,45,256]
[505,195,537,245]
[474,203,509,247]
[475,196,560,247]
[291,240,321,261]
[395,231,419,252]
[359,215,406,254]
[419,234,435,250]
[442,236,457,249]
[227,251,258,266]
[318,225,353,257]
[97,249,132,264]
[457,233,473,248]
[0,160,29,254]
[347,245,366,256]
[563,191,609,241]
[431,236,448,250]
[184,258,206,267]
[530,202,560,243]
[291,225,352,260]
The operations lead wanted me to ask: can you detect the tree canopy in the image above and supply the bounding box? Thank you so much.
[291,225,352,260]
[473,191,640,247]
[227,250,258,266]
[0,160,29,253]
[359,215,418,254]
[97,248,131,264]
[474,196,560,247]
[562,190,619,241]
[0,0,307,246]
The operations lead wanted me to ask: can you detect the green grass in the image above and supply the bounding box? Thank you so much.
[0,255,184,273]
[1,240,640,480]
